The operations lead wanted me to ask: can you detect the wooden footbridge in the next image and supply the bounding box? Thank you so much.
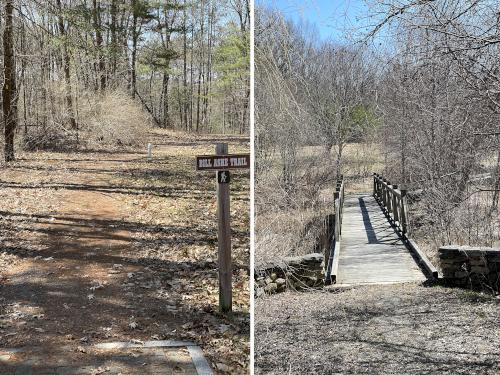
[325,174,438,286]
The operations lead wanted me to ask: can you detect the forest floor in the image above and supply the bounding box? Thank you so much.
[0,130,250,374]
[255,283,500,374]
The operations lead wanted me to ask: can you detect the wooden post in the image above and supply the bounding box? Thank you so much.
[386,184,393,215]
[216,143,232,313]
[147,143,152,160]
[400,189,408,235]
[373,173,377,197]
[323,214,334,270]
[382,178,387,208]
[392,184,399,223]
[334,198,340,242]
[340,180,344,231]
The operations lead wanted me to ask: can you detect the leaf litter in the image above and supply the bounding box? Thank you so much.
[0,130,250,373]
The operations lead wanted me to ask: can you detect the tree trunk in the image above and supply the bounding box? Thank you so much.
[491,147,500,211]
[56,0,77,131]
[189,21,194,131]
[162,73,171,128]
[131,0,138,99]
[196,0,205,132]
[93,0,106,91]
[3,0,17,162]
[182,0,188,130]
[110,0,118,78]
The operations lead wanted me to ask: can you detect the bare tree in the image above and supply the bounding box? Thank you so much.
[3,0,17,162]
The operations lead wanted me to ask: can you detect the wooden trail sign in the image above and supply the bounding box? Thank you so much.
[196,144,250,313]
[196,154,250,171]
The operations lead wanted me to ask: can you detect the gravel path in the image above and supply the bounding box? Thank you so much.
[255,283,500,374]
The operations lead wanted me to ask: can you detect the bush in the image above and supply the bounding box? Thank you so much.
[81,90,151,148]
[21,89,151,151]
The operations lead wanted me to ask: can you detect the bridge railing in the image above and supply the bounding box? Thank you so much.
[325,175,345,285]
[373,173,409,235]
[373,173,439,279]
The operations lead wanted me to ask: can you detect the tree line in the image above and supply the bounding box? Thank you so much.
[1,0,250,161]
[256,1,499,248]
[256,8,378,200]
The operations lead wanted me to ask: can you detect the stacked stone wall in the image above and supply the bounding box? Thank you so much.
[439,245,500,292]
[255,253,324,296]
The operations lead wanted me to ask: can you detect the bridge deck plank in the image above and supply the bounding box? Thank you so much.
[337,194,426,285]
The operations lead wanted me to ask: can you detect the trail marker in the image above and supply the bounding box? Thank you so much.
[196,154,250,171]
[147,143,152,160]
[217,171,230,184]
[196,144,250,313]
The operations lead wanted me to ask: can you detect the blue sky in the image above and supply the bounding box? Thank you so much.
[257,0,377,44]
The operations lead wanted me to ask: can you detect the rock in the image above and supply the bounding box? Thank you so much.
[470,266,489,275]
[439,245,500,291]
[441,269,457,278]
[256,278,266,287]
[255,252,325,294]
[275,278,286,286]
[285,253,322,268]
[216,363,231,372]
[454,271,469,278]
[469,258,487,266]
[264,283,278,294]
[486,253,500,262]
[255,287,265,298]
[489,263,500,271]
[304,276,321,287]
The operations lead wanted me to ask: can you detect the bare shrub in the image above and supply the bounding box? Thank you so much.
[22,125,76,151]
[21,81,78,151]
[80,91,152,148]
[20,88,152,151]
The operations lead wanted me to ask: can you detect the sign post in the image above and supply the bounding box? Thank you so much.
[216,143,232,313]
[196,144,249,314]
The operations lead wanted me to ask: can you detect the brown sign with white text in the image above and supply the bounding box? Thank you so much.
[196,154,250,171]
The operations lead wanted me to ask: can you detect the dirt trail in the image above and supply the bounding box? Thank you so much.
[3,184,145,347]
[0,131,250,373]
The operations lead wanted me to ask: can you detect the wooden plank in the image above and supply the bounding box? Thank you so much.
[407,238,439,279]
[330,240,341,284]
[337,194,427,285]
